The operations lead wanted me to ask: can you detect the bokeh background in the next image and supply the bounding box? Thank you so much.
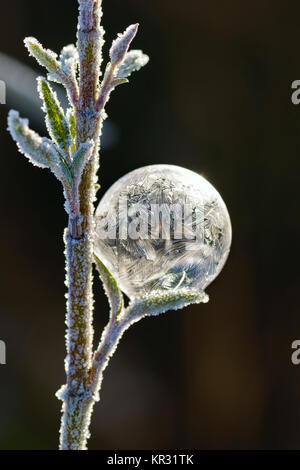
[0,0,300,450]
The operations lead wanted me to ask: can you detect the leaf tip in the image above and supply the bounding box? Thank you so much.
[110,23,140,66]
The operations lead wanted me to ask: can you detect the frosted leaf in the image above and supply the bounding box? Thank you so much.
[59,44,79,79]
[95,164,232,300]
[8,110,49,169]
[109,24,139,65]
[117,50,149,79]
[48,44,79,88]
[25,37,79,106]
[94,255,124,318]
[24,37,59,74]
[71,141,94,190]
[127,288,209,317]
[8,110,72,187]
[66,108,76,152]
[37,78,71,158]
[109,78,129,90]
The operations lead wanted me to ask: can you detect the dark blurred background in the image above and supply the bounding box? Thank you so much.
[0,0,300,450]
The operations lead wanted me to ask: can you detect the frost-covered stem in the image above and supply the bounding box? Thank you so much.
[88,310,145,398]
[7,0,150,451]
[64,233,94,388]
[59,308,144,450]
[59,388,95,450]
[76,0,103,233]
[87,288,209,397]
[59,232,95,450]
[96,62,116,111]
[59,0,103,450]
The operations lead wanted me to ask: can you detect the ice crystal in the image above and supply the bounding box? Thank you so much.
[95,165,232,299]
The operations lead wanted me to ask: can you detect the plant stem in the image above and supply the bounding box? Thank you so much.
[58,302,145,449]
[58,0,103,450]
[88,310,145,397]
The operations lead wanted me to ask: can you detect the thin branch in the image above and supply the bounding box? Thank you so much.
[58,0,104,450]
[88,306,145,399]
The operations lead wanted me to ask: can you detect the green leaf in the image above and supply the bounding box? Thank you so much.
[111,78,129,89]
[94,255,124,318]
[37,78,71,158]
[24,37,60,74]
[25,37,79,107]
[127,288,209,317]
[66,108,76,153]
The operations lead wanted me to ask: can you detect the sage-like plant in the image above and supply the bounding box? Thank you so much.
[7,0,231,450]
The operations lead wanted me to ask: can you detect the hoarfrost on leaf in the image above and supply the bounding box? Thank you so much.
[127,288,209,317]
[25,37,79,105]
[109,24,139,66]
[71,141,95,191]
[8,110,61,174]
[66,108,76,152]
[94,255,124,318]
[37,77,71,158]
[117,50,149,79]
[24,37,60,75]
[59,45,79,81]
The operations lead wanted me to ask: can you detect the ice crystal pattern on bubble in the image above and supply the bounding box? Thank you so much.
[95,165,232,299]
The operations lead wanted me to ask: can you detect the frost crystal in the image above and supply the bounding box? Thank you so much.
[95,165,232,299]
[117,50,149,79]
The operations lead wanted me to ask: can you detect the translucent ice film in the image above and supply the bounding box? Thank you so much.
[95,165,232,299]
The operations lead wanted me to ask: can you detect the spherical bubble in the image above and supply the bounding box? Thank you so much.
[95,164,232,299]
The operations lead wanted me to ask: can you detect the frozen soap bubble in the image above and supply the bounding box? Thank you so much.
[95,164,232,299]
